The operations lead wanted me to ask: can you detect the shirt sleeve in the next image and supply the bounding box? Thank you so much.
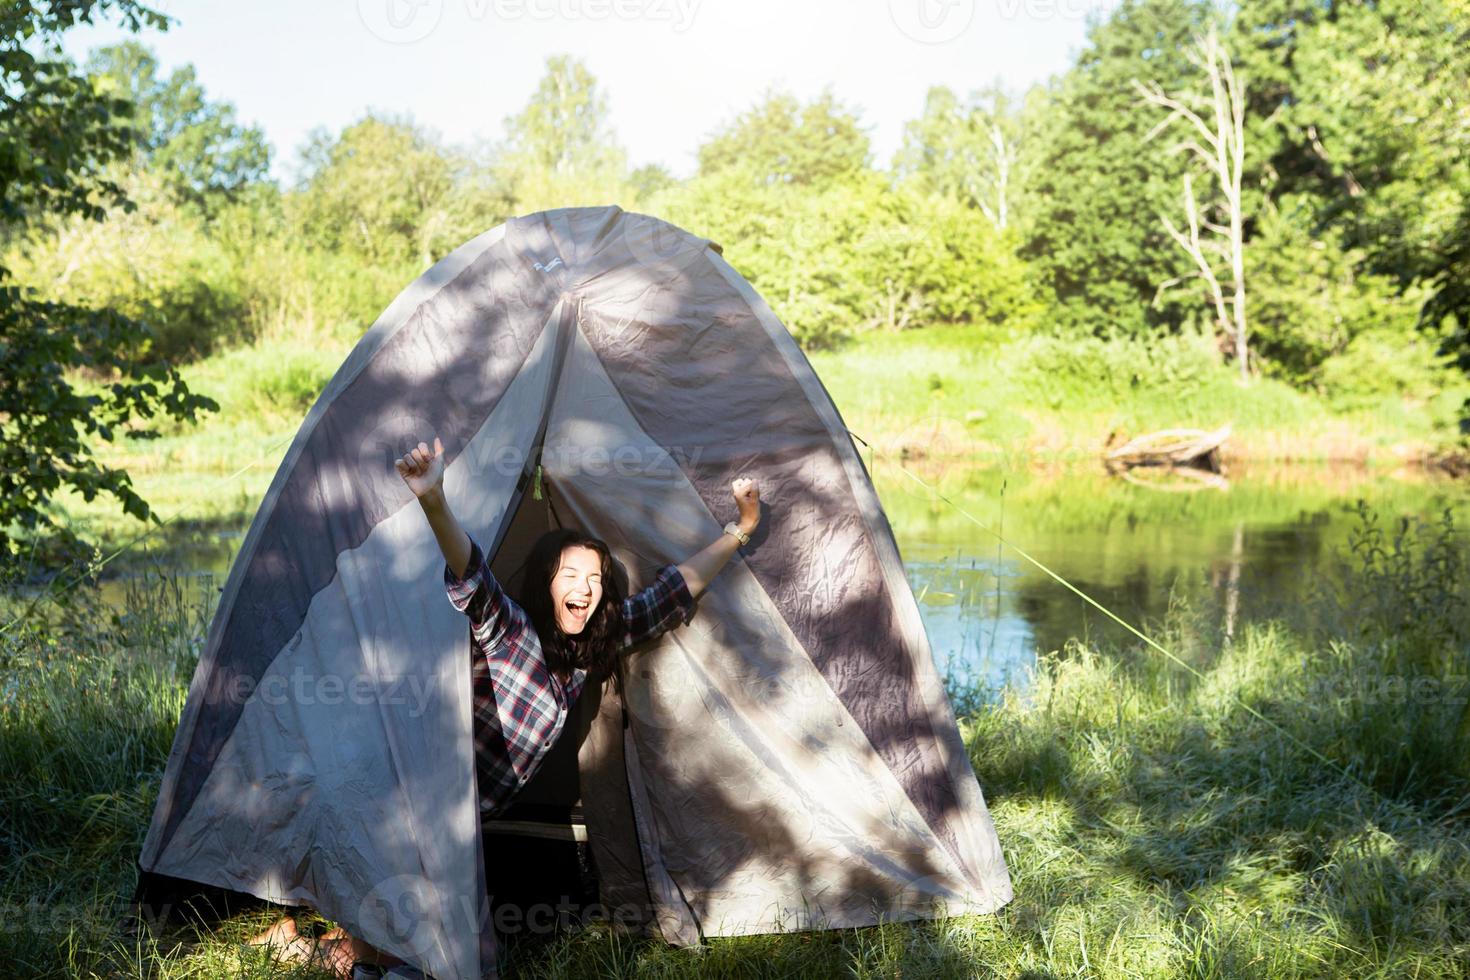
[620,562,697,650]
[444,535,525,650]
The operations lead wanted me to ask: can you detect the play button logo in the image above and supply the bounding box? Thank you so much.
[888,0,974,44]
[358,0,443,44]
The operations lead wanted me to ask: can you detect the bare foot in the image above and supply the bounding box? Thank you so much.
[245,915,315,964]
[312,929,359,979]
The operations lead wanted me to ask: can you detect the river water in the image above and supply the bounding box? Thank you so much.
[876,460,1470,695]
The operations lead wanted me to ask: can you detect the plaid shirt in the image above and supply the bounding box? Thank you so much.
[444,535,696,816]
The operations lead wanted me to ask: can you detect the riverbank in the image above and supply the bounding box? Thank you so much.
[810,324,1467,473]
[3,506,1467,976]
[42,323,1467,550]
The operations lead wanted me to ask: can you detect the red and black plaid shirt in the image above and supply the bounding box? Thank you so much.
[445,535,696,816]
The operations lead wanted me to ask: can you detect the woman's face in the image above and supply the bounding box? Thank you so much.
[550,544,604,635]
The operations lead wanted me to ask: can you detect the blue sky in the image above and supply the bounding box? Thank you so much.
[62,0,1112,183]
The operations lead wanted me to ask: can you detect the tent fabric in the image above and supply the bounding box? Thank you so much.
[137,206,1014,979]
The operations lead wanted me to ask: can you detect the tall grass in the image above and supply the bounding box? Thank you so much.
[3,503,1468,977]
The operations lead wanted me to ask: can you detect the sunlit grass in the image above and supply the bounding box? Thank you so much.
[5,504,1468,978]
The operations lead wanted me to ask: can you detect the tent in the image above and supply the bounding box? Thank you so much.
[135,205,1014,978]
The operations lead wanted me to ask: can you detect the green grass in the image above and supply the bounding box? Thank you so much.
[811,324,1467,470]
[4,504,1468,978]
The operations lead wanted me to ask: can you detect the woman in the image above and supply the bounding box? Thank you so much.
[251,435,762,978]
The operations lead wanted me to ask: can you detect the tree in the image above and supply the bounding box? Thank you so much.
[696,87,872,187]
[1231,0,1470,368]
[1,0,217,566]
[1020,0,1219,338]
[1136,28,1251,379]
[84,41,271,211]
[293,114,486,270]
[494,54,630,211]
[894,83,1026,231]
[628,162,675,205]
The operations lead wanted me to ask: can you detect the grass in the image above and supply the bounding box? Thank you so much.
[4,503,1468,977]
[810,323,1468,472]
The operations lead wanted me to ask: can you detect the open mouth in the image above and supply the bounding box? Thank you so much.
[564,597,590,622]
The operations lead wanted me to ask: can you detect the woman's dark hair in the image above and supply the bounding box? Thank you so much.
[514,528,625,682]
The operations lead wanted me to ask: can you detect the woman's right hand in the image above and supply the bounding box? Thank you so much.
[394,436,446,498]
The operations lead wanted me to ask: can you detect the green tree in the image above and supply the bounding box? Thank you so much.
[893,82,1028,231]
[628,162,675,205]
[293,113,489,269]
[1020,0,1220,338]
[494,54,630,211]
[1232,0,1470,365]
[696,87,872,187]
[0,0,217,566]
[84,40,270,211]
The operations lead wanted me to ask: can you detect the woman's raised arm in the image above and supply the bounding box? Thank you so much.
[395,436,472,578]
[676,477,761,600]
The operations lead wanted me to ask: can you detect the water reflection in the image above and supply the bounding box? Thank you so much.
[882,461,1470,696]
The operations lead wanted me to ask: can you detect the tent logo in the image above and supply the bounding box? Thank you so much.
[533,256,564,273]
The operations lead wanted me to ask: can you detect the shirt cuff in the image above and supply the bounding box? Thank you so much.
[661,562,698,627]
[444,537,488,614]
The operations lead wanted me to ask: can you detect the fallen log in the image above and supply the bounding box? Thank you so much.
[1104,423,1232,475]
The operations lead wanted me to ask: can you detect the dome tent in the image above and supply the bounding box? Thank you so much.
[135,206,1014,978]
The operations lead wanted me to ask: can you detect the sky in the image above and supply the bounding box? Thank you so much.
[61,0,1115,183]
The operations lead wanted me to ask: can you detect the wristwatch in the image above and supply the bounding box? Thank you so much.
[723,521,750,546]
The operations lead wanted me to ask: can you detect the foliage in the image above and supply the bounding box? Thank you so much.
[892,82,1030,232]
[1235,0,1470,353]
[1020,0,1220,338]
[85,40,270,212]
[0,0,217,565]
[492,54,632,212]
[1247,194,1432,387]
[696,85,871,187]
[7,168,248,361]
[293,112,498,269]
[653,103,1035,348]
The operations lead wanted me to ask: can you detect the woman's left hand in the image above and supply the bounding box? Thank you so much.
[732,476,760,534]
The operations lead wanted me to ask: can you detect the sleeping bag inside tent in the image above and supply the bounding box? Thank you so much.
[134,205,1014,979]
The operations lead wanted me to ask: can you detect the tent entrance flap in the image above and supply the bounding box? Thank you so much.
[480,467,666,941]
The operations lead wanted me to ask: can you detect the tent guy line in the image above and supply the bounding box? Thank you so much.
[848,426,1412,814]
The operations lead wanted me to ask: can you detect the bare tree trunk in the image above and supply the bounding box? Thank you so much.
[1135,27,1251,380]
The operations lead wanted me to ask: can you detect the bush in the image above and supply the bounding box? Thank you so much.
[1006,328,1221,408]
[5,170,248,363]
[1319,326,1459,411]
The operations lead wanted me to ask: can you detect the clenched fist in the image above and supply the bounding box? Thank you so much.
[394,436,445,499]
[732,476,760,534]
